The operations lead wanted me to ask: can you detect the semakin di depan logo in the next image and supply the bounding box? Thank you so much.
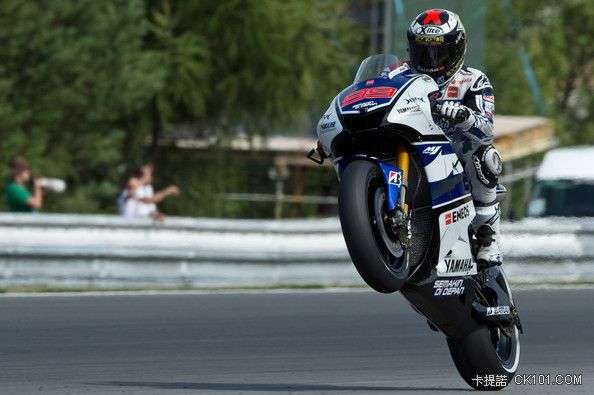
[445,204,470,225]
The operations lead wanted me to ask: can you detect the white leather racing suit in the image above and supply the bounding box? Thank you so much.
[385,63,503,264]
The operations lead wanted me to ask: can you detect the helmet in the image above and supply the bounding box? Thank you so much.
[407,9,466,86]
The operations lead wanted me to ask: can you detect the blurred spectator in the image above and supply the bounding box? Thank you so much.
[6,156,44,212]
[117,163,179,220]
[135,164,179,221]
[117,177,140,217]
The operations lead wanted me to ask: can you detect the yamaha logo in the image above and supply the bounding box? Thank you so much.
[444,258,473,273]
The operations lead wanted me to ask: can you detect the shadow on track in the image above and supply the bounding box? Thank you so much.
[94,381,471,392]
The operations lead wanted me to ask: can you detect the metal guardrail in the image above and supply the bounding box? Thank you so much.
[0,213,342,233]
[0,213,593,288]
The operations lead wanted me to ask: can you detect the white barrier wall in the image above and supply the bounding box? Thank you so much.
[0,213,592,288]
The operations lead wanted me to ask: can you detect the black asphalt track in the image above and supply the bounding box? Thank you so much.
[0,288,591,394]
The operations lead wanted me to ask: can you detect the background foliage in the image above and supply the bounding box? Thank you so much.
[0,0,591,217]
[0,0,363,215]
[487,0,594,144]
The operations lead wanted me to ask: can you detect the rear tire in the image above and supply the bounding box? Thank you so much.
[447,325,520,390]
[447,273,520,390]
[338,160,410,293]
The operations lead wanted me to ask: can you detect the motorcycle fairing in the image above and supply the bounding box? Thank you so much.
[378,161,404,212]
[410,142,476,275]
[435,199,477,276]
[413,142,472,209]
[385,74,443,136]
[338,76,412,115]
[335,155,403,212]
[325,63,476,273]
[317,97,344,156]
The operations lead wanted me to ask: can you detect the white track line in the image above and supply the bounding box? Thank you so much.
[0,287,372,298]
[1,283,594,298]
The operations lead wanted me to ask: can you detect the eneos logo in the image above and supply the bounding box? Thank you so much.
[444,204,470,225]
[341,87,397,108]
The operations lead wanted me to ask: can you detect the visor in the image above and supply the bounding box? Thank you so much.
[410,42,460,72]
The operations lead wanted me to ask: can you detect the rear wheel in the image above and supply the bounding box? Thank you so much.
[447,324,520,390]
[447,275,520,390]
[338,160,410,293]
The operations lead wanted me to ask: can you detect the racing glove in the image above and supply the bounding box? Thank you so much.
[435,101,476,131]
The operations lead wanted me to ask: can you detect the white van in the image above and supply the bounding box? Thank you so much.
[527,146,594,217]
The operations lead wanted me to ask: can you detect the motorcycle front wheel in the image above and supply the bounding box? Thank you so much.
[338,160,410,293]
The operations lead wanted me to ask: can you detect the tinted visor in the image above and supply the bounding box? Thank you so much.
[410,42,459,72]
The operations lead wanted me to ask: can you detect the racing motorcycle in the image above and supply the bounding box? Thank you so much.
[308,55,522,390]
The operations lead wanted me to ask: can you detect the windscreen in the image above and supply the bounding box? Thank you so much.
[353,54,399,84]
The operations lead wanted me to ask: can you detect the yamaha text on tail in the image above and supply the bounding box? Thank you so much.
[308,54,523,390]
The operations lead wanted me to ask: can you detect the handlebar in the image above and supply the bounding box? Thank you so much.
[306,140,327,165]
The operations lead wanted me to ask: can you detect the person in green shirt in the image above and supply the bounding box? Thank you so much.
[6,156,43,213]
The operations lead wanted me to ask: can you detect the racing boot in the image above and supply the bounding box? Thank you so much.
[473,202,502,269]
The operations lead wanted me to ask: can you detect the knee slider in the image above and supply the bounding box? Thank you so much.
[472,145,502,188]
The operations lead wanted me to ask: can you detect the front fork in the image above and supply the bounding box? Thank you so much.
[396,144,410,214]
[393,143,412,247]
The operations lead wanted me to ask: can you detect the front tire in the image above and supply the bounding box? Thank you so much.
[338,160,410,293]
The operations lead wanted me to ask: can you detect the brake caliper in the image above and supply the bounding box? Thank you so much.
[388,208,412,248]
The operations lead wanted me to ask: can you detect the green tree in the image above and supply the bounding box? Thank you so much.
[0,0,365,216]
[142,0,365,217]
[0,0,163,212]
[145,0,363,139]
[487,0,594,145]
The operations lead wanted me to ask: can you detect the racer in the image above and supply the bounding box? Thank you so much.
[383,9,502,266]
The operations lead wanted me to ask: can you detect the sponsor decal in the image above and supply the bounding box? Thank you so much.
[420,65,445,73]
[433,278,465,296]
[321,113,331,120]
[451,77,472,85]
[405,97,426,105]
[395,105,421,114]
[483,94,495,103]
[341,87,397,108]
[365,79,375,86]
[320,121,335,130]
[422,9,446,25]
[415,35,444,44]
[422,146,441,155]
[471,74,492,91]
[388,63,410,78]
[444,258,473,273]
[447,85,459,98]
[486,306,511,316]
[414,25,444,35]
[444,204,470,225]
[388,170,402,186]
[484,101,494,121]
[352,101,377,110]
